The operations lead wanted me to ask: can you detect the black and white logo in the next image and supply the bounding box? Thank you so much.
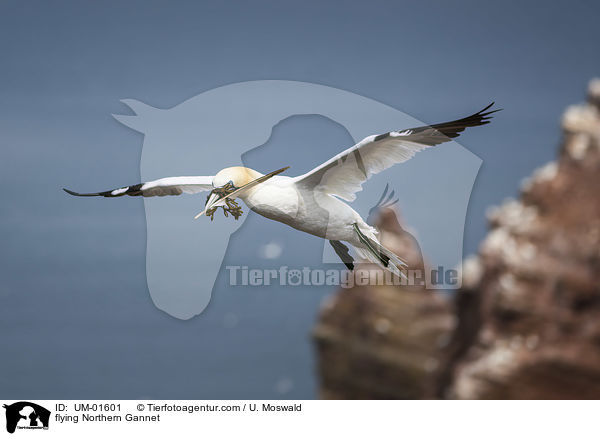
[3,402,50,434]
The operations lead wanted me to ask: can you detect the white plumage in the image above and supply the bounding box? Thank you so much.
[65,104,499,276]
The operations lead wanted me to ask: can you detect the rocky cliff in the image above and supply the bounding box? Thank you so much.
[448,78,600,399]
[313,79,600,399]
[313,208,456,399]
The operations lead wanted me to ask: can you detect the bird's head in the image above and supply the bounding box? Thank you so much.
[195,166,289,219]
[212,166,263,191]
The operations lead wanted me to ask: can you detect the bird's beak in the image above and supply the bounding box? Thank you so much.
[194,191,227,219]
[193,166,290,220]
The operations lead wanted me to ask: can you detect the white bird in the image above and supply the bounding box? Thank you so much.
[65,104,499,276]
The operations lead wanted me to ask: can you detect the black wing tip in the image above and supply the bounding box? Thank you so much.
[478,102,503,118]
[63,187,106,197]
[63,188,85,196]
[456,102,501,128]
[64,184,142,198]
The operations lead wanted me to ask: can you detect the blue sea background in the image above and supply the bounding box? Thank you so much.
[1,0,599,399]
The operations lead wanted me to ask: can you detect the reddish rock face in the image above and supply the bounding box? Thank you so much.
[448,80,600,399]
[313,208,456,399]
[313,79,600,400]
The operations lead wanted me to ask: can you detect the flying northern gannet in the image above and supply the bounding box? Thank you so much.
[65,103,499,277]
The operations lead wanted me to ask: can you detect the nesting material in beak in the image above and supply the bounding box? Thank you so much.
[200,183,243,221]
[194,166,289,220]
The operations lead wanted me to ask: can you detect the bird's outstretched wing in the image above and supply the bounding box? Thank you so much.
[294,103,500,201]
[64,176,214,198]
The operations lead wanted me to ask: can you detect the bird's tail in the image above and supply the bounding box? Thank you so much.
[352,223,407,279]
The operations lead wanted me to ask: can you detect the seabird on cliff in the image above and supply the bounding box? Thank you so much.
[65,103,499,276]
